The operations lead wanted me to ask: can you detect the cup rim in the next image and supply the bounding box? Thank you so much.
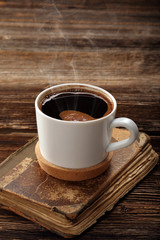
[35,83,117,124]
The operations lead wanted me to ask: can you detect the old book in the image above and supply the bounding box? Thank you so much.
[0,128,158,238]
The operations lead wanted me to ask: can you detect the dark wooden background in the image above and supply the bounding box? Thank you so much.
[0,0,159,239]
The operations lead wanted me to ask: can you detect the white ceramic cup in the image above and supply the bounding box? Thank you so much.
[35,83,139,169]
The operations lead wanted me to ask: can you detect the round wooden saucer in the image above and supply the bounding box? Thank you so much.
[35,141,113,181]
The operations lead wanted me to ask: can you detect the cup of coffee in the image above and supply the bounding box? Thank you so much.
[35,83,138,180]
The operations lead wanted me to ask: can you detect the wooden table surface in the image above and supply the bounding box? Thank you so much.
[0,1,159,239]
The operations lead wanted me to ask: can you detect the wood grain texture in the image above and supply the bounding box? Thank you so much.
[0,0,159,239]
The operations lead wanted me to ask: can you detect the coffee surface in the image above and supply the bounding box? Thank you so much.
[41,92,112,121]
[59,110,95,121]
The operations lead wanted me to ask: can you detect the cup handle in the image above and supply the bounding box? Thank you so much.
[106,117,139,152]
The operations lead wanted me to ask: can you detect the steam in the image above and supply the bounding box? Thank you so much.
[34,0,103,87]
[51,0,63,18]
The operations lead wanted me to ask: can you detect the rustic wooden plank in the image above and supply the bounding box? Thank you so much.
[0,0,159,239]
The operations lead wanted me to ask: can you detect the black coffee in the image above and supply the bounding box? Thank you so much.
[41,91,112,121]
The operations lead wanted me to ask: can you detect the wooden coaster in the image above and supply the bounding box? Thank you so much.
[35,141,113,181]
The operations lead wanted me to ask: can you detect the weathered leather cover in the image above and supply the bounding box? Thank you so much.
[0,129,159,237]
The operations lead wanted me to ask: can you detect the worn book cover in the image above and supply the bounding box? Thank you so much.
[0,128,158,238]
